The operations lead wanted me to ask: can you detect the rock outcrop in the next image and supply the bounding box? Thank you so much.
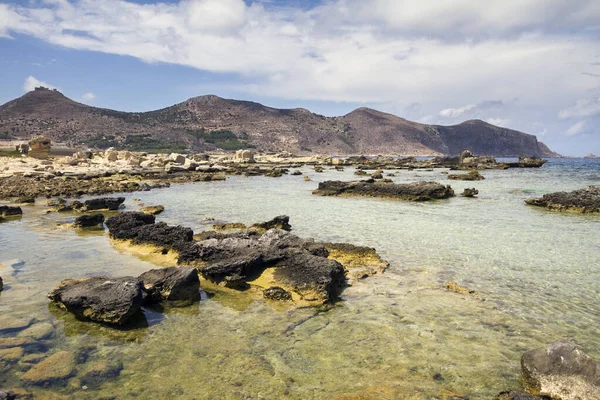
[448,170,485,181]
[521,342,600,400]
[0,206,22,217]
[105,214,387,306]
[82,197,125,211]
[525,186,600,213]
[27,136,51,160]
[178,228,345,304]
[73,213,105,228]
[48,276,144,325]
[106,212,193,252]
[461,188,479,197]
[313,180,455,201]
[138,266,200,306]
[140,205,165,215]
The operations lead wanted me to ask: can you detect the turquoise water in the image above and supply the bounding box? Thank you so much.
[0,159,599,399]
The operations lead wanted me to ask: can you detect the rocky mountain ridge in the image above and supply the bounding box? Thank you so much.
[0,87,559,156]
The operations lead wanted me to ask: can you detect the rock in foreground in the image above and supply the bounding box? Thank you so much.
[179,229,345,305]
[48,277,143,325]
[521,342,600,399]
[138,266,200,306]
[20,351,76,385]
[525,186,600,213]
[313,180,455,201]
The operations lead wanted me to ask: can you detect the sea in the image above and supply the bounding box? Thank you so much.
[0,158,599,399]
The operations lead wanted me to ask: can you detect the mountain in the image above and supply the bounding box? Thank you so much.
[0,87,559,156]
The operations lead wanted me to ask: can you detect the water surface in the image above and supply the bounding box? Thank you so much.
[0,158,599,399]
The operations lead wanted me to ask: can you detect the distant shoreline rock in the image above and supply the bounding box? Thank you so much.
[525,186,600,213]
[313,180,455,201]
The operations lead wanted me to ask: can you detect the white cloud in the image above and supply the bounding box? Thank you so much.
[558,95,600,119]
[184,0,247,34]
[82,92,96,101]
[440,104,476,118]
[566,121,585,136]
[487,118,510,126]
[23,76,56,92]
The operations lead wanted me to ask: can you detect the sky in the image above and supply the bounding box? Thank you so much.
[0,0,599,156]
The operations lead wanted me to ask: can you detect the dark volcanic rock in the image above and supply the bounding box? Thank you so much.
[525,186,600,213]
[138,266,200,306]
[48,276,143,325]
[0,276,3,292]
[249,215,292,232]
[106,212,193,251]
[73,213,105,228]
[105,212,156,239]
[263,286,292,301]
[461,188,479,197]
[83,197,125,211]
[448,170,485,181]
[0,206,22,217]
[521,342,600,399]
[132,222,194,252]
[313,180,455,201]
[179,228,344,303]
[273,250,345,303]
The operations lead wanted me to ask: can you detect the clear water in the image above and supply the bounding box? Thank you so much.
[1,158,599,399]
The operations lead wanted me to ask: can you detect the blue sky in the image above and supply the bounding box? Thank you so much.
[1,0,600,156]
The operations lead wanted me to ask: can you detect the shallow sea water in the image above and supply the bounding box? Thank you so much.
[0,158,599,399]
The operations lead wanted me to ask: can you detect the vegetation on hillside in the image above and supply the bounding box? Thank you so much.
[186,129,255,150]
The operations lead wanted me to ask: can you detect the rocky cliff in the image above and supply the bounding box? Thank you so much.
[0,87,558,156]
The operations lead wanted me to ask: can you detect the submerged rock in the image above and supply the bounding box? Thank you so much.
[322,242,389,281]
[0,390,18,400]
[445,282,479,297]
[313,180,455,201]
[263,286,292,301]
[17,322,54,341]
[448,170,485,181]
[73,213,105,228]
[492,390,547,400]
[79,358,123,387]
[0,316,33,334]
[82,197,125,211]
[525,186,600,213]
[21,351,76,385]
[521,342,600,399]
[48,276,143,325]
[138,266,200,306]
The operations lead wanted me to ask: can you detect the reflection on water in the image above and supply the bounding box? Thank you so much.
[0,159,599,399]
